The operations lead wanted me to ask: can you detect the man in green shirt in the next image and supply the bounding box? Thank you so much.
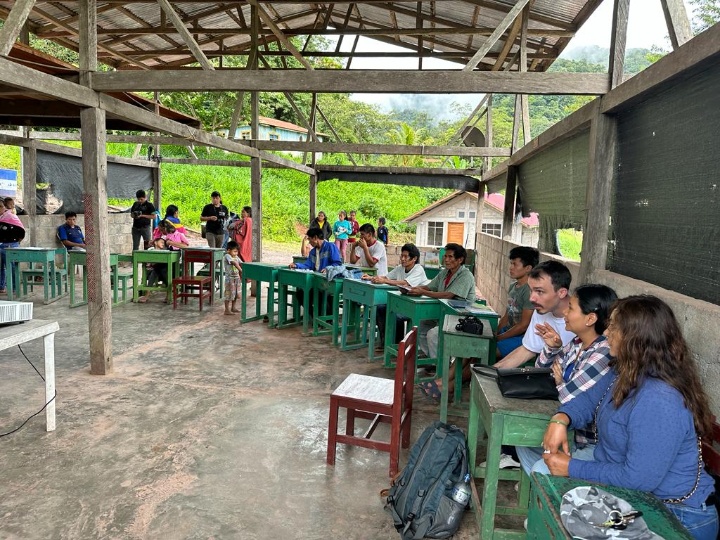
[408,243,476,360]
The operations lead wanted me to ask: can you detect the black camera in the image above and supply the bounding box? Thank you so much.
[455,316,484,335]
[131,210,142,218]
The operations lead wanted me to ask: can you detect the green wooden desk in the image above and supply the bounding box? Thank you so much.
[436,299,500,419]
[425,266,441,280]
[6,247,67,304]
[68,251,127,307]
[528,474,692,539]
[277,268,314,335]
[341,279,395,359]
[468,373,559,540]
[184,247,224,299]
[241,262,281,327]
[312,273,343,345]
[346,264,377,276]
[438,314,496,422]
[384,290,441,377]
[132,250,181,303]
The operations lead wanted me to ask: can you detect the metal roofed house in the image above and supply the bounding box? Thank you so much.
[229,117,329,156]
[403,191,538,249]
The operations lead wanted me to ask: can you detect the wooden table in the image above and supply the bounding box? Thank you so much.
[468,374,559,539]
[132,250,181,303]
[0,319,60,431]
[312,273,344,345]
[68,251,126,308]
[241,262,281,327]
[184,247,225,299]
[528,474,692,539]
[383,290,440,374]
[438,314,496,422]
[341,279,395,359]
[277,268,315,335]
[6,247,67,304]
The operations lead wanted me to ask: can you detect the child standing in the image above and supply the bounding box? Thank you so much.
[137,238,167,303]
[224,240,243,315]
[377,217,389,244]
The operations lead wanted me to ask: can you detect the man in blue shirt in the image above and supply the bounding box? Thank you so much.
[289,227,342,272]
[57,211,86,250]
[289,227,342,318]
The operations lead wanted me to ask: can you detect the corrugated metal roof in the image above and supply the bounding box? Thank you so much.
[21,1,603,71]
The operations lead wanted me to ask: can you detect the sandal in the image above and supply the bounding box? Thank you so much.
[137,296,148,303]
[418,380,442,402]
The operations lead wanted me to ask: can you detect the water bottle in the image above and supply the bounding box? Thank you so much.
[446,473,471,527]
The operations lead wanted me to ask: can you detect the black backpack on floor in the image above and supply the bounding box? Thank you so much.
[384,421,469,539]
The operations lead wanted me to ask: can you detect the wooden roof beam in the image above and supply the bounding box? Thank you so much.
[464,0,530,71]
[92,69,609,94]
[0,0,37,56]
[156,0,214,70]
[247,0,313,69]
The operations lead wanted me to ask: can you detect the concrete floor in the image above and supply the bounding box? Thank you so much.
[0,286,503,539]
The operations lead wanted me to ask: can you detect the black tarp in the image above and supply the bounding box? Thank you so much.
[36,150,153,214]
[609,68,720,305]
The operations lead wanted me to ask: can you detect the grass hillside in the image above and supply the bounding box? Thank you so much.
[0,144,449,243]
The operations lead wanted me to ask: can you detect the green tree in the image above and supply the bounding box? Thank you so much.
[690,0,720,32]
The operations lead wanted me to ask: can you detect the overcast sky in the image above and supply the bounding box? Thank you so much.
[347,0,692,115]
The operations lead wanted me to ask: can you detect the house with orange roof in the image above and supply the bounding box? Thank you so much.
[403,191,538,248]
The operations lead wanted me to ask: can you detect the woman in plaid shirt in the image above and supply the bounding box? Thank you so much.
[516,284,618,475]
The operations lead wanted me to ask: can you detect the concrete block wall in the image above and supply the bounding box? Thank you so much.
[589,269,720,414]
[474,232,580,313]
[19,214,134,254]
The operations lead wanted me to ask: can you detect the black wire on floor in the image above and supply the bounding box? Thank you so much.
[0,344,56,439]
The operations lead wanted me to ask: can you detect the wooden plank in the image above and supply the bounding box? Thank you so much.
[80,106,113,375]
[501,166,517,241]
[91,70,610,95]
[0,0,36,56]
[578,110,616,284]
[660,0,693,49]
[608,0,630,89]
[21,139,37,245]
[463,0,531,71]
[601,20,720,113]
[317,164,482,176]
[156,0,214,70]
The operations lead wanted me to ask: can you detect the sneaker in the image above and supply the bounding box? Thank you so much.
[480,453,520,469]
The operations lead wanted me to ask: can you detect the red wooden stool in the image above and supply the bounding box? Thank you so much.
[171,276,213,311]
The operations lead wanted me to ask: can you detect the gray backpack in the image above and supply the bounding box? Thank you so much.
[384,421,469,539]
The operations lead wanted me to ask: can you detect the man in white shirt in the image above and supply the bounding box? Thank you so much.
[493,260,576,369]
[350,223,388,276]
[370,243,429,345]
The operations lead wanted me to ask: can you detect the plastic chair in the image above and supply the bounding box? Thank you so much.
[327,326,417,477]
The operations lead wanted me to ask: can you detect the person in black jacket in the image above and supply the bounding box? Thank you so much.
[309,211,332,242]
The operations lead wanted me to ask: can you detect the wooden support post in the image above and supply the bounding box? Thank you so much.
[473,183,486,271]
[80,0,112,375]
[81,106,113,375]
[578,103,616,284]
[609,0,630,89]
[309,174,317,227]
[484,94,493,174]
[502,166,518,241]
[21,138,37,246]
[660,0,693,49]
